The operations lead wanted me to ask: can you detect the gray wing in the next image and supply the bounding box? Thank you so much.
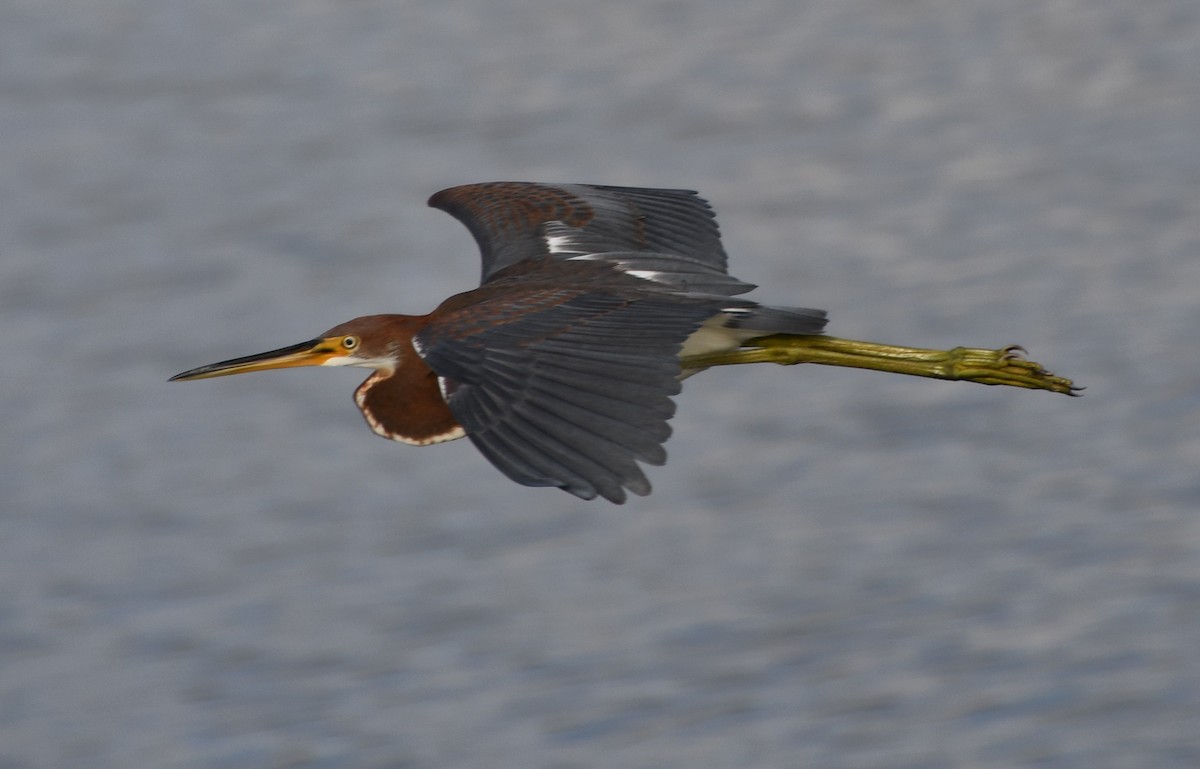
[416,292,722,503]
[428,182,754,295]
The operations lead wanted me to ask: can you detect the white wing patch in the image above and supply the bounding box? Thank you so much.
[623,269,668,283]
[543,220,594,256]
[563,253,670,287]
[544,233,575,254]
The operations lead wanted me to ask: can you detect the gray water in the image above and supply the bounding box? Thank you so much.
[2,1,1198,767]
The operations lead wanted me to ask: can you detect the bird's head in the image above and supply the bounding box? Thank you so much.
[168,315,416,382]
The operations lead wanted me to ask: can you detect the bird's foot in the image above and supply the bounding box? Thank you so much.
[915,344,1081,394]
[680,335,1081,395]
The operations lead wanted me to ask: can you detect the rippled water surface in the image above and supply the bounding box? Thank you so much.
[2,2,1198,767]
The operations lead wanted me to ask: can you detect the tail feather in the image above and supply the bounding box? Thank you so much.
[721,304,828,337]
[678,303,828,371]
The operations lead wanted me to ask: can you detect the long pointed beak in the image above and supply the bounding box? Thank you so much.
[169,338,334,381]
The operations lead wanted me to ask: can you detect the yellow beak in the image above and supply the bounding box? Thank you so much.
[169,338,338,381]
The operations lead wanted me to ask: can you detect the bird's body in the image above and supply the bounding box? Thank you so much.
[172,182,826,502]
[172,182,1076,503]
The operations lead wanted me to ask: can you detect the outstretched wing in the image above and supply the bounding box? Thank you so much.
[416,289,721,503]
[428,182,753,295]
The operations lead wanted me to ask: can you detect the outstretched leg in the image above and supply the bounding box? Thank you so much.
[680,334,1080,395]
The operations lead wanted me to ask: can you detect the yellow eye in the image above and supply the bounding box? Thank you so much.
[342,336,359,350]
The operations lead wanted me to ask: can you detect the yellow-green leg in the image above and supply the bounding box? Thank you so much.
[681,335,1080,395]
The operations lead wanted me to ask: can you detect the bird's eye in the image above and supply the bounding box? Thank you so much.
[342,336,358,350]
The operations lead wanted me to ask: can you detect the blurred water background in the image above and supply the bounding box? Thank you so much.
[2,1,1198,767]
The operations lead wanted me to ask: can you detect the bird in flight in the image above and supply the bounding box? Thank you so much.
[171,182,1077,503]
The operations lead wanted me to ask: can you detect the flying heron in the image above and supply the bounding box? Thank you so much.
[171,182,1077,503]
